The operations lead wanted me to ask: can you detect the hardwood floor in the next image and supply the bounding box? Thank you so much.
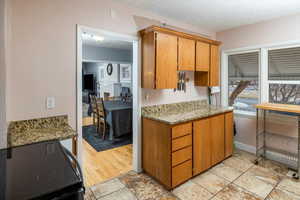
[83,116,94,126]
[82,117,133,187]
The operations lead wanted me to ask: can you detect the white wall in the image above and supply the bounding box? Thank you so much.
[142,72,208,106]
[0,0,7,149]
[83,45,132,63]
[217,13,300,50]
[217,13,300,150]
[6,0,215,127]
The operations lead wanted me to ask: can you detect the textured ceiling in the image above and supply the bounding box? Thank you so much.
[116,0,300,31]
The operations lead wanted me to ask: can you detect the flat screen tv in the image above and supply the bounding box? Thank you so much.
[83,74,94,91]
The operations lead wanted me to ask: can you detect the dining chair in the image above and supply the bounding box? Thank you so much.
[103,92,110,101]
[89,94,100,132]
[97,98,107,140]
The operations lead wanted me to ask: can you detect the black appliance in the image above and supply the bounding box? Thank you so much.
[83,74,95,91]
[0,141,85,200]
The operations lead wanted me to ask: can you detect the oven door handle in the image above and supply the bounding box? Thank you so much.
[62,146,85,192]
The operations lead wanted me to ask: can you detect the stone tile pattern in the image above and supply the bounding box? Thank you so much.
[86,149,300,200]
[142,100,233,125]
[6,115,77,148]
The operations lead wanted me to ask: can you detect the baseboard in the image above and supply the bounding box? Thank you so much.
[234,141,256,154]
[234,141,297,170]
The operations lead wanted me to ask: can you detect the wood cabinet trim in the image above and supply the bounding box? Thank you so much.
[139,26,221,45]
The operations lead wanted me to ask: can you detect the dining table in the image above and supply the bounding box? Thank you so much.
[103,100,133,140]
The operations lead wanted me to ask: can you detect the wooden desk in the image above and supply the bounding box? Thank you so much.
[255,103,300,179]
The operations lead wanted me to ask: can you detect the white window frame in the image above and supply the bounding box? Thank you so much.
[221,41,300,118]
[221,49,261,116]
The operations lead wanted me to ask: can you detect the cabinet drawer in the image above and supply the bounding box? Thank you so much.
[172,134,192,152]
[172,160,192,187]
[172,146,192,167]
[172,123,192,139]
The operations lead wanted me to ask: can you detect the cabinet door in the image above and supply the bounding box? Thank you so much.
[178,37,195,71]
[225,112,234,158]
[196,42,210,71]
[156,32,178,89]
[211,114,225,165]
[142,32,155,89]
[193,118,211,175]
[210,45,220,86]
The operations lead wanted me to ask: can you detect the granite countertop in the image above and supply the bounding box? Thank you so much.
[7,115,77,148]
[142,100,233,125]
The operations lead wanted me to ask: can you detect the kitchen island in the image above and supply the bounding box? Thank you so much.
[142,100,233,189]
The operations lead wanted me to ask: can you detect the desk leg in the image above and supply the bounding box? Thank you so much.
[255,108,259,164]
[263,110,266,159]
[297,116,300,179]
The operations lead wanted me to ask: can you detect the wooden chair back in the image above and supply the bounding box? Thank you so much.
[89,94,98,113]
[104,92,110,101]
[97,98,106,118]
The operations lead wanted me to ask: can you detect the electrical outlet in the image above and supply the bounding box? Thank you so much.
[210,86,221,94]
[46,97,55,109]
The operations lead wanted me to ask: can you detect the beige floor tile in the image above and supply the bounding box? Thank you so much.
[248,165,282,185]
[172,181,213,200]
[223,156,254,172]
[91,178,125,199]
[277,177,300,196]
[256,159,289,176]
[119,171,178,200]
[233,171,274,198]
[191,171,229,194]
[212,184,262,200]
[266,188,300,200]
[84,188,96,200]
[99,188,137,200]
[210,163,244,182]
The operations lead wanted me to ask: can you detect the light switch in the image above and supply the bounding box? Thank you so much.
[46,97,55,109]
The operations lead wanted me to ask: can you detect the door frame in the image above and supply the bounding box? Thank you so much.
[76,25,142,172]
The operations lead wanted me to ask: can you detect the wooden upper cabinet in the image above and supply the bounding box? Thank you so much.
[210,45,220,86]
[141,31,155,89]
[196,41,210,71]
[140,26,221,89]
[141,31,177,89]
[156,32,178,89]
[178,37,195,71]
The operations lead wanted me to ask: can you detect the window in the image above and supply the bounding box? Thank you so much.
[268,47,300,106]
[228,52,259,113]
[269,84,300,105]
[224,45,300,116]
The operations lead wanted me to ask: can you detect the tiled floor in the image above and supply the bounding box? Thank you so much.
[85,149,300,200]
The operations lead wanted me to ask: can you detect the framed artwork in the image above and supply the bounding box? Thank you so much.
[120,64,131,82]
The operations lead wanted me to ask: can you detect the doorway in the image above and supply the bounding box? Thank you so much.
[76,25,141,187]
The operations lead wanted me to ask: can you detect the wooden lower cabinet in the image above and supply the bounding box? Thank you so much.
[142,111,233,189]
[211,114,225,165]
[193,118,211,175]
[225,112,234,158]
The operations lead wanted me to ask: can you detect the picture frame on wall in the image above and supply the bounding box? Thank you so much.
[120,64,131,82]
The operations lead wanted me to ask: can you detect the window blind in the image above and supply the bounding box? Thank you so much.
[268,47,300,80]
[228,52,259,81]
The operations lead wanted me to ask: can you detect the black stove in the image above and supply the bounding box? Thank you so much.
[0,141,85,200]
